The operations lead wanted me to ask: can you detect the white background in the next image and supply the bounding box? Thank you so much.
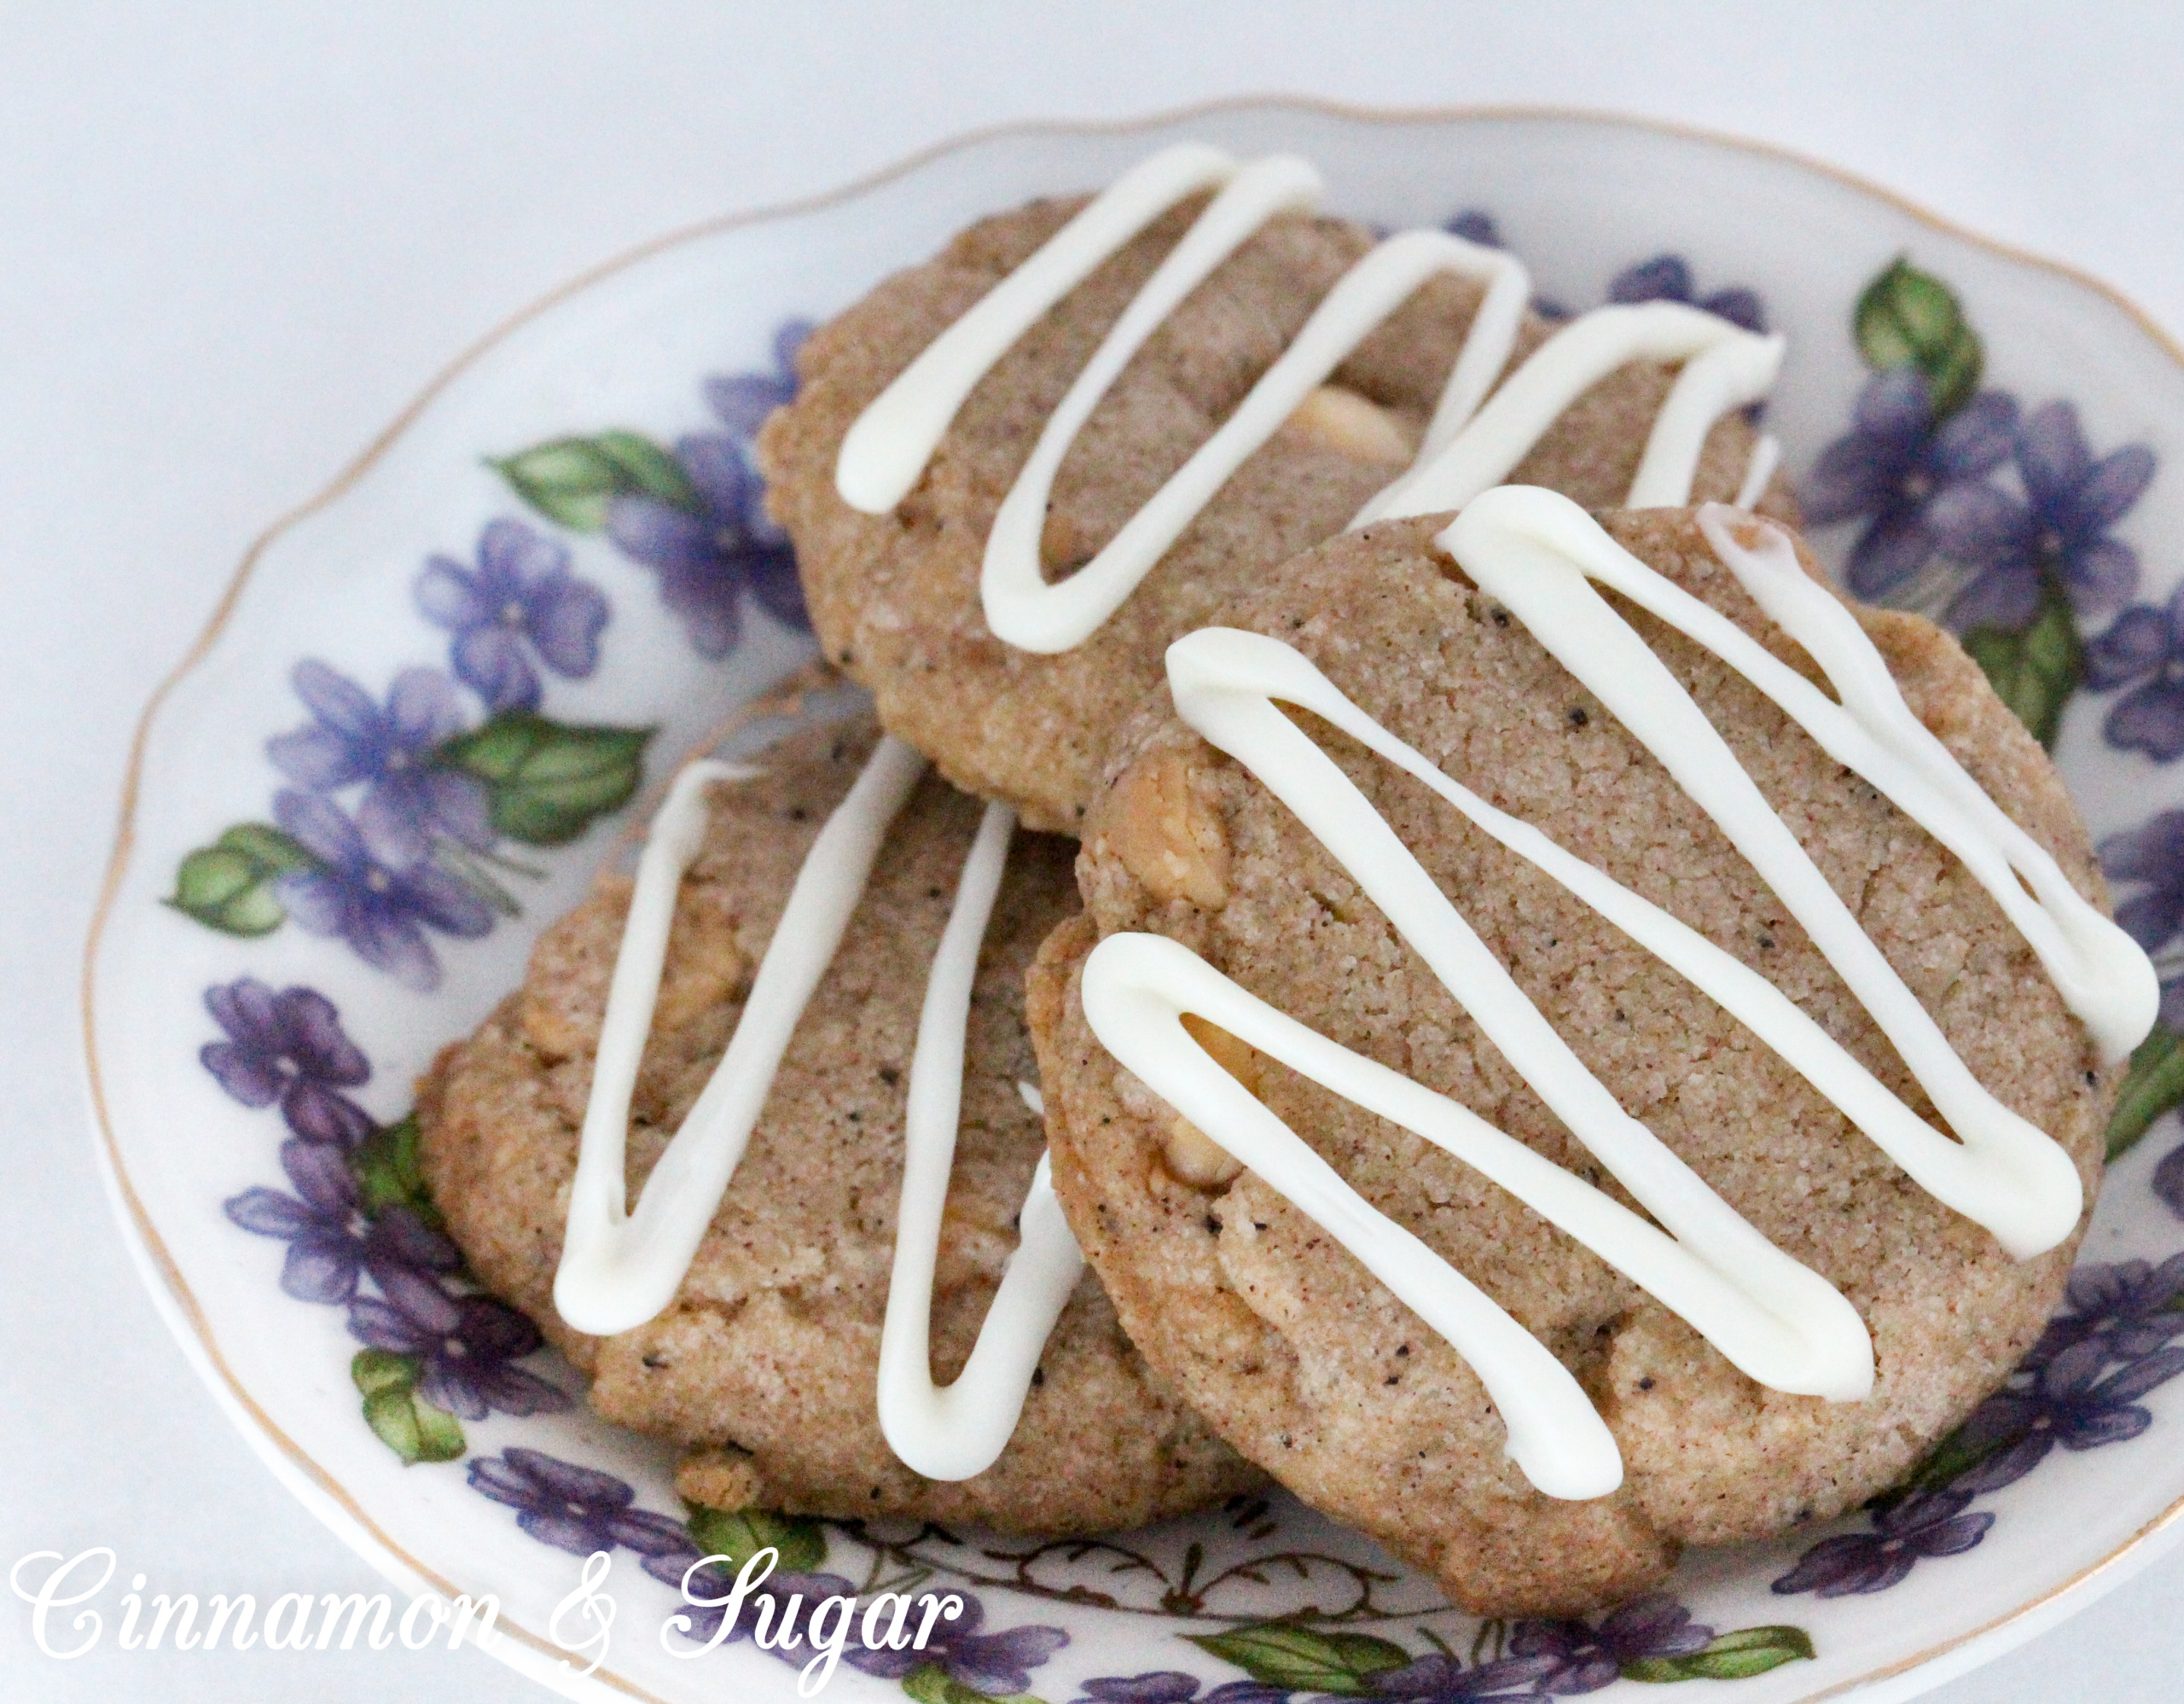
[6,4,2183,1699]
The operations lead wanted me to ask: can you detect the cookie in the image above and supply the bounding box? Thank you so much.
[760,188,1785,835]
[1028,503,2117,1613]
[419,713,1260,1532]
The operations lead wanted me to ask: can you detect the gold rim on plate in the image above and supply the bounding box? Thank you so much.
[80,96,2184,1704]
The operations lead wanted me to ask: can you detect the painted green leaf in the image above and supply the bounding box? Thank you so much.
[491,432,700,532]
[684,1504,827,1574]
[353,1350,467,1465]
[1188,1623,1413,1695]
[1960,593,2082,750]
[1873,1414,2000,1509]
[1623,1624,1815,1683]
[593,431,703,509]
[352,1349,422,1399]
[438,713,653,846]
[363,1388,467,1465]
[900,1666,1042,1704]
[166,823,319,936]
[1855,258,1984,418]
[216,822,319,875]
[2108,1026,2184,1159]
[350,1113,444,1228]
[409,1399,467,1463]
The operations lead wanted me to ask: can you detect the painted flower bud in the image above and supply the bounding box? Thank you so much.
[492,431,700,532]
[169,822,318,936]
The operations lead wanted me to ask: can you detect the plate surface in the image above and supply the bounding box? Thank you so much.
[85,101,2184,1704]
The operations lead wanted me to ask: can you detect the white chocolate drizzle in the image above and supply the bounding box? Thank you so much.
[877,800,1089,1480]
[834,142,1780,654]
[1356,304,1782,524]
[978,220,1526,651]
[554,737,1086,1483]
[1683,504,2153,1065]
[556,742,926,1335]
[1082,933,1844,1501]
[561,143,2145,1499]
[835,142,1258,515]
[1078,486,2152,1497]
[1734,433,1782,511]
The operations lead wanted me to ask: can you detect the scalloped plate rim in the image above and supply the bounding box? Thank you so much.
[80,95,2184,1704]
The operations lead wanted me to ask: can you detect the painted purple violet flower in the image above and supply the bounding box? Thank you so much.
[1510,1595,1715,1694]
[1607,253,1766,334]
[1941,1338,2184,1496]
[842,1591,1066,1692]
[2097,811,2184,1027]
[1446,210,1503,248]
[350,1271,568,1422]
[225,1137,456,1303]
[267,662,491,864]
[2024,1255,2184,1369]
[415,519,607,714]
[1802,368,2018,604]
[704,318,812,437]
[605,323,813,657]
[2085,584,2184,761]
[1070,1675,1292,1704]
[1770,1488,1993,1596]
[1926,399,2153,631]
[2103,811,2184,1218]
[2157,1144,2184,1224]
[1365,1650,1562,1702]
[273,788,493,992]
[200,977,374,1145]
[468,1450,688,1558]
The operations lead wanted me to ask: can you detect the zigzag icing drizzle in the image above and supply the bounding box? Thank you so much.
[549,145,2138,1496]
[554,736,1089,1481]
[834,142,1784,651]
[1082,486,2152,1496]
[876,800,1089,1480]
[555,742,926,1335]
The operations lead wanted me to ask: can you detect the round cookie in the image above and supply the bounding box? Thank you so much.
[1027,508,2114,1613]
[419,713,1261,1533]
[759,194,1787,835]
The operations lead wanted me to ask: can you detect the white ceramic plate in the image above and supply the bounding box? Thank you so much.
[85,101,2184,1704]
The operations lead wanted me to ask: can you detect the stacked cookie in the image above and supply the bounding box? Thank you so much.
[420,145,2140,1614]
